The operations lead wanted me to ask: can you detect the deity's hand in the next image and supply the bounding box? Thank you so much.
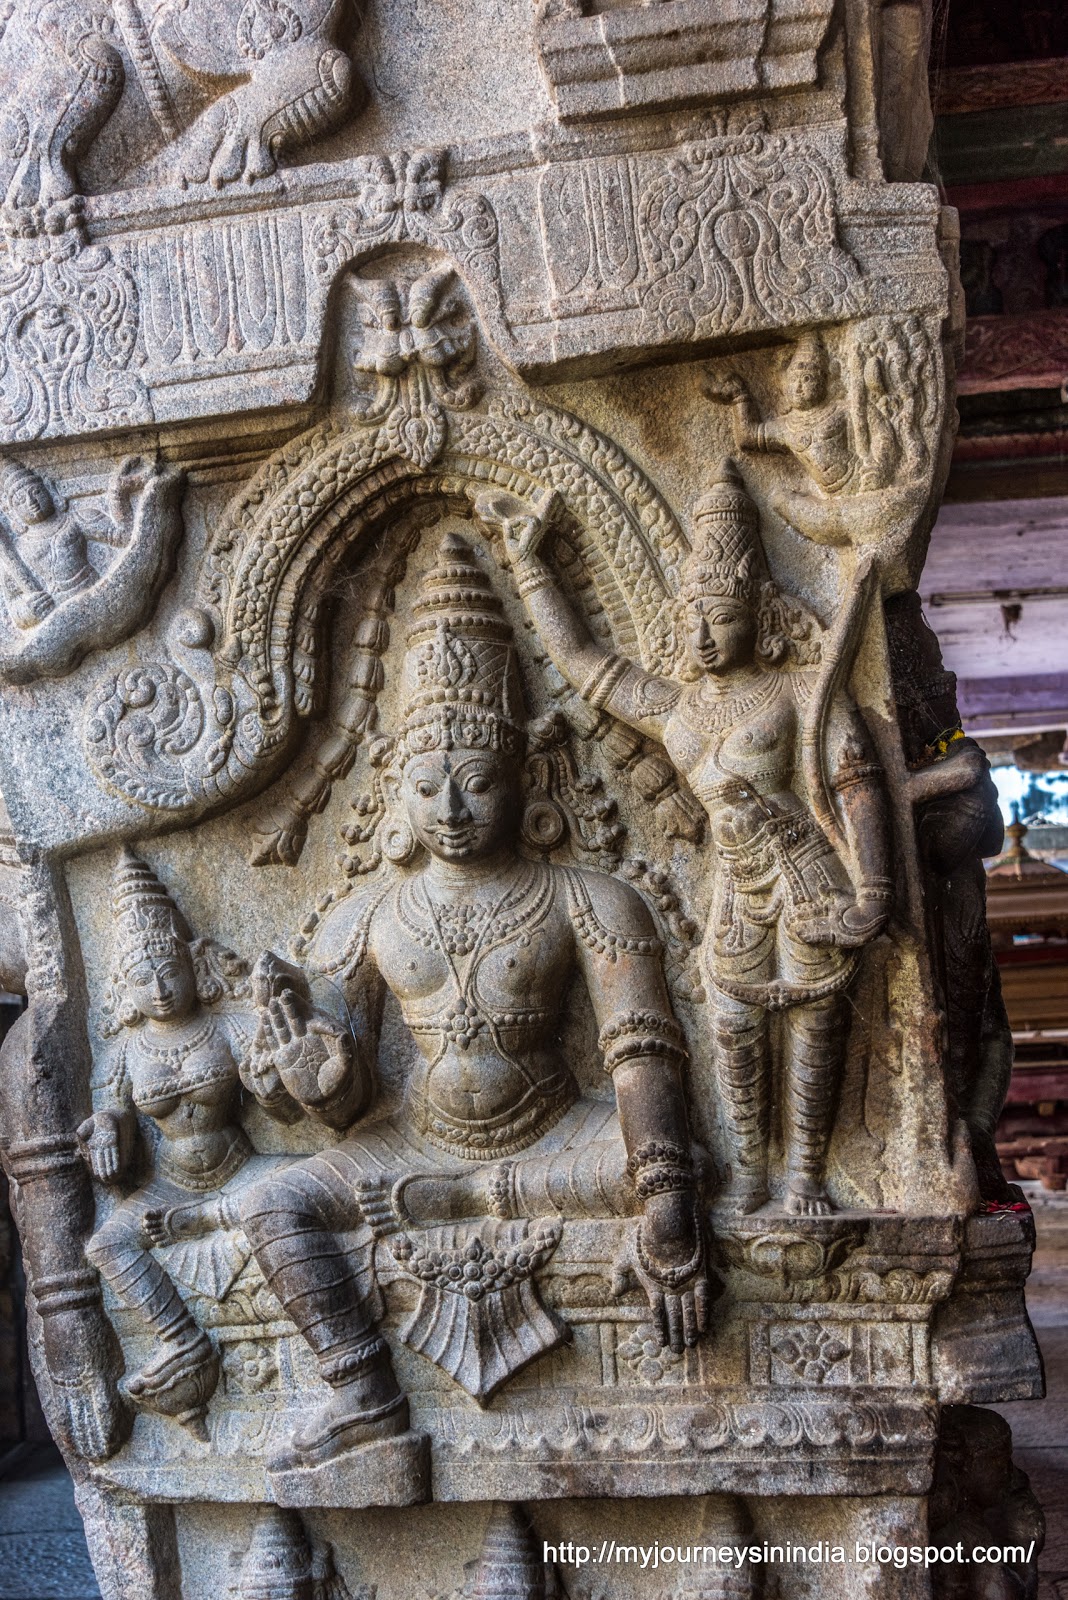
[9,588,54,631]
[76,1113,122,1184]
[255,990,353,1110]
[617,1191,713,1355]
[835,895,891,945]
[242,1041,288,1111]
[703,369,747,405]
[905,738,987,807]
[792,892,888,949]
[107,454,153,523]
[472,488,555,571]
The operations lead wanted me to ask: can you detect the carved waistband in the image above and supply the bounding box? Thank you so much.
[411,1079,578,1162]
[709,953,859,1012]
[156,1127,251,1193]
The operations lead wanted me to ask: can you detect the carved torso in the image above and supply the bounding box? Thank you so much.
[309,857,661,1160]
[123,1012,248,1186]
[18,515,96,600]
[373,862,574,1157]
[663,668,805,844]
[766,402,855,494]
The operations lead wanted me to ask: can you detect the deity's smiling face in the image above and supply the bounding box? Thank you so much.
[124,938,198,1024]
[683,593,758,677]
[401,745,521,863]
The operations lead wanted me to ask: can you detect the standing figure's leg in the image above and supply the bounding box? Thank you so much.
[240,1153,408,1471]
[783,994,846,1216]
[86,1199,218,1434]
[711,993,770,1214]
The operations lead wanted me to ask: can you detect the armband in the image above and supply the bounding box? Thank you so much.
[856,877,894,905]
[579,651,631,711]
[626,1138,695,1200]
[514,559,557,600]
[832,737,883,795]
[598,1011,687,1075]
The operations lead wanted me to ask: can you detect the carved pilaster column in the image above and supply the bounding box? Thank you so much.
[0,0,1043,1595]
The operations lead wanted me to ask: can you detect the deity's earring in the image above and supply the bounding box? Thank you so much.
[520,798,565,854]
[381,815,418,865]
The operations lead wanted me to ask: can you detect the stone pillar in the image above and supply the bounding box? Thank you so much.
[0,1,1045,1596]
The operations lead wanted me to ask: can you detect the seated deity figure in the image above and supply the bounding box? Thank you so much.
[0,459,130,632]
[239,532,710,1472]
[486,466,891,1217]
[79,851,334,1434]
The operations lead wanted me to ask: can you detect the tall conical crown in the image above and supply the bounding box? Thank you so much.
[400,532,525,759]
[236,1508,314,1600]
[111,848,190,965]
[468,1503,557,1599]
[681,462,765,606]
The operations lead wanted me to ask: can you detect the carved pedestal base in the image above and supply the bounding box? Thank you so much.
[268,1430,431,1510]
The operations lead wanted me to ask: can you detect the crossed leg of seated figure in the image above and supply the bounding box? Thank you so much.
[240,1104,635,1470]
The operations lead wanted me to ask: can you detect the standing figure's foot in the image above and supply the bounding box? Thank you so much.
[269,1380,410,1472]
[717,1170,768,1216]
[783,1175,835,1217]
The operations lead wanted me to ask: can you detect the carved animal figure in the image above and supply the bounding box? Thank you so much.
[487,466,891,1218]
[0,2,124,219]
[116,0,362,188]
[238,533,711,1476]
[79,851,312,1433]
[0,0,362,214]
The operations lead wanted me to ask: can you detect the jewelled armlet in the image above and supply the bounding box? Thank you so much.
[216,1195,242,1229]
[513,559,557,600]
[832,760,883,795]
[598,1011,687,1076]
[579,651,630,711]
[856,877,894,904]
[626,1138,695,1200]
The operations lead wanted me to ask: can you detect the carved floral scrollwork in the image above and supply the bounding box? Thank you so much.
[0,208,151,444]
[637,117,860,342]
[84,665,208,813]
[769,1324,851,1386]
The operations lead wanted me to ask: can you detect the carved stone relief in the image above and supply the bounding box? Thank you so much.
[0,1,1045,1596]
[0,0,365,208]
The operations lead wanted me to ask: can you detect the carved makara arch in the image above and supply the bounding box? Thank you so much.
[84,391,689,821]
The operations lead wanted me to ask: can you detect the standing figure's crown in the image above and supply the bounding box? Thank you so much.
[400,532,525,758]
[682,462,766,606]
